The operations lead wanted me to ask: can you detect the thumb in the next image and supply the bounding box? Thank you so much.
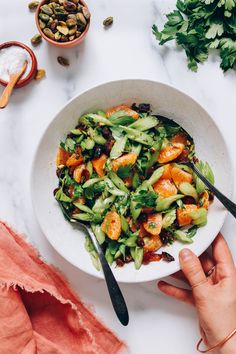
[179,248,208,291]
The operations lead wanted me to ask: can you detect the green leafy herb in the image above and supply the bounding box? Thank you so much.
[133,190,157,209]
[153,0,236,72]
[117,164,133,179]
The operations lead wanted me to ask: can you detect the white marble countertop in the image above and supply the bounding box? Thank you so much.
[1,1,236,353]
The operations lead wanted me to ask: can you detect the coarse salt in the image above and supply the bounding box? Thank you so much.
[0,46,32,82]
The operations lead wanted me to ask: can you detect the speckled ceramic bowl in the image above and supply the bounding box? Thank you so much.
[31,79,232,283]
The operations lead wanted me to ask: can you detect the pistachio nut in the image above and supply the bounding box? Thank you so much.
[54,31,61,41]
[57,22,69,35]
[57,56,70,66]
[67,14,77,20]
[35,69,46,81]
[60,35,69,42]
[54,7,68,20]
[63,1,77,12]
[43,27,55,40]
[48,17,53,25]
[76,13,87,31]
[82,6,91,20]
[103,16,113,27]
[50,19,58,31]
[68,25,77,35]
[77,4,83,12]
[69,35,75,41]
[39,13,50,22]
[28,1,39,10]
[31,33,42,46]
[41,4,53,15]
[39,19,46,29]
[66,18,77,27]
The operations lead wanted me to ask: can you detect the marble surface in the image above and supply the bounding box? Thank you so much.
[1,1,236,353]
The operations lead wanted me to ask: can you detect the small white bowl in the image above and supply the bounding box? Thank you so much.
[31,79,232,283]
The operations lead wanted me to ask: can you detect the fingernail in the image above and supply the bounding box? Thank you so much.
[179,248,192,261]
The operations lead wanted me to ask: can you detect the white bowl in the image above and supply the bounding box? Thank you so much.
[31,79,232,283]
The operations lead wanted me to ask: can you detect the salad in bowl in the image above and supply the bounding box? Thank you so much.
[54,103,214,270]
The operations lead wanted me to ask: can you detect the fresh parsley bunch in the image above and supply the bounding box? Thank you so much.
[152,0,236,72]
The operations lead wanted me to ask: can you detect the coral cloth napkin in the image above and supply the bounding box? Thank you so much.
[0,221,125,354]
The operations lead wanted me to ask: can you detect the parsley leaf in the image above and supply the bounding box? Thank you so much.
[117,164,133,179]
[153,0,236,72]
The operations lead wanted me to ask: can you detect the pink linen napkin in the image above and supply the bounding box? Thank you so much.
[0,221,126,354]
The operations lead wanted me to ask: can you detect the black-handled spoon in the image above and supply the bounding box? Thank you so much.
[156,115,236,218]
[58,201,129,326]
[188,161,236,218]
[84,224,129,326]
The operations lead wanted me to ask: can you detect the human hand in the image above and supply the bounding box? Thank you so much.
[158,234,236,354]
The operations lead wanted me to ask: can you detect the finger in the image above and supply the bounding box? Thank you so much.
[179,248,208,291]
[158,281,194,305]
[212,233,235,276]
[199,252,215,275]
[172,252,215,283]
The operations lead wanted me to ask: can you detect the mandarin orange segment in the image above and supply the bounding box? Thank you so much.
[200,190,210,209]
[157,142,184,164]
[143,235,162,252]
[73,164,86,184]
[66,154,83,168]
[106,104,139,119]
[177,204,198,226]
[170,132,189,145]
[56,147,70,167]
[111,152,138,172]
[161,164,173,179]
[171,167,193,186]
[143,213,162,236]
[92,154,107,177]
[101,211,121,240]
[153,178,177,198]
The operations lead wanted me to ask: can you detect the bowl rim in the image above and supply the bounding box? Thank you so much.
[35,0,90,47]
[0,41,38,88]
[30,78,233,283]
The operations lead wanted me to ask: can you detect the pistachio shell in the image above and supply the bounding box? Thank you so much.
[31,33,42,45]
[39,13,50,22]
[70,0,79,4]
[28,1,39,10]
[41,4,53,15]
[63,1,77,12]
[66,18,77,27]
[43,27,55,40]
[69,35,75,41]
[82,6,90,20]
[57,24,69,35]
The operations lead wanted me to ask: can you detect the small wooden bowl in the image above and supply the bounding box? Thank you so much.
[35,0,90,48]
[0,41,38,89]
